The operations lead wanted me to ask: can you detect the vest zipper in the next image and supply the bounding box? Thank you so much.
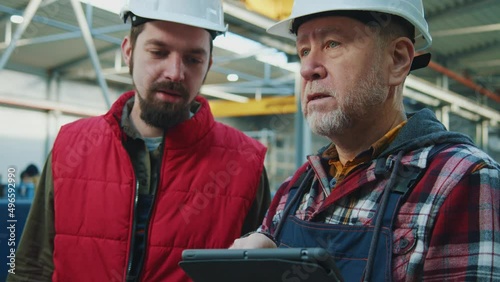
[135,141,164,281]
[125,180,140,281]
[134,189,158,280]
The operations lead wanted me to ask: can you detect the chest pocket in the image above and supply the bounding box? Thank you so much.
[393,227,417,255]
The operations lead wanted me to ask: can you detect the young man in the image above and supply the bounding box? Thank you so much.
[231,0,500,281]
[9,0,270,281]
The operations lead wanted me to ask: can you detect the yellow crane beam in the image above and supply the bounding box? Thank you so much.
[208,95,298,118]
[242,0,293,21]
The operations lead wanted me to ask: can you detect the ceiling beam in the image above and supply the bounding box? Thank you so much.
[427,60,500,102]
[426,0,493,21]
[433,23,500,37]
[223,2,296,55]
[52,44,120,73]
[70,0,111,108]
[0,24,126,49]
[202,86,293,95]
[405,75,500,123]
[210,65,263,81]
[0,94,105,117]
[223,2,275,31]
[209,76,293,88]
[200,86,249,103]
[461,59,500,69]
[0,0,59,23]
[442,39,500,66]
[5,61,48,77]
[0,0,43,71]
[214,47,274,64]
[0,4,121,45]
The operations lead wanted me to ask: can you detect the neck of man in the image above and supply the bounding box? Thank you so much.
[130,100,164,138]
[331,103,406,165]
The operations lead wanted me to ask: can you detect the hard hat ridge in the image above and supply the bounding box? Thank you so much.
[267,0,432,52]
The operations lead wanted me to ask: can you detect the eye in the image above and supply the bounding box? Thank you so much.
[149,49,166,58]
[299,48,310,58]
[185,56,204,65]
[326,41,340,49]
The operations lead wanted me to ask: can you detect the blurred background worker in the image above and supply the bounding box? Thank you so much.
[18,163,40,199]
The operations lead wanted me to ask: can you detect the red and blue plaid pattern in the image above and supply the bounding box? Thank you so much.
[259,144,500,281]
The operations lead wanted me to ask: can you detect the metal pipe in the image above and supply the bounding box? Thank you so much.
[482,120,489,152]
[427,60,500,103]
[70,0,112,108]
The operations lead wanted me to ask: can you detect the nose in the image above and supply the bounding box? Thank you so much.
[161,54,185,82]
[300,52,327,81]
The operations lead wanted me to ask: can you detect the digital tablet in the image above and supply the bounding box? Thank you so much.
[179,247,343,282]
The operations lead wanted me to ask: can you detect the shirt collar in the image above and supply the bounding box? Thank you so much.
[322,120,407,180]
[121,97,141,140]
[323,121,407,161]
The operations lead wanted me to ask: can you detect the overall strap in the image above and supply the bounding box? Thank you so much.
[364,143,453,281]
[272,168,314,240]
[376,143,454,199]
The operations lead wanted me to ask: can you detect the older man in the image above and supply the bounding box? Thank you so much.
[232,1,500,281]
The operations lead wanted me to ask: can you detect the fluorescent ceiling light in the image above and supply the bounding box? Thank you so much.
[10,15,24,24]
[227,74,239,82]
[214,32,298,72]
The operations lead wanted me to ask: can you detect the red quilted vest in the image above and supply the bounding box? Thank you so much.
[52,91,266,281]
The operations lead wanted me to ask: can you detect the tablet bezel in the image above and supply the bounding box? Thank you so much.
[179,248,343,282]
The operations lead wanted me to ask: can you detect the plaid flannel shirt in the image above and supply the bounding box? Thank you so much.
[259,143,500,281]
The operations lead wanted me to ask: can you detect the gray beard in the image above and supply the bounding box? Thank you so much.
[305,62,386,138]
[306,107,351,137]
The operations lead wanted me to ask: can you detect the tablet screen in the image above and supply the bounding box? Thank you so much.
[179,248,343,282]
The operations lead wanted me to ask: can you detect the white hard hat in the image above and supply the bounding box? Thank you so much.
[120,0,227,37]
[267,0,432,51]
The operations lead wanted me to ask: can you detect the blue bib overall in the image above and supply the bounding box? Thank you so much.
[277,187,402,281]
[274,159,415,282]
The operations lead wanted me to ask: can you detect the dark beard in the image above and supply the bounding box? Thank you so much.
[137,80,192,130]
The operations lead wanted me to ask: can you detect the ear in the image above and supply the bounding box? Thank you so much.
[388,37,414,86]
[121,36,132,67]
[201,56,214,85]
[208,56,213,71]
